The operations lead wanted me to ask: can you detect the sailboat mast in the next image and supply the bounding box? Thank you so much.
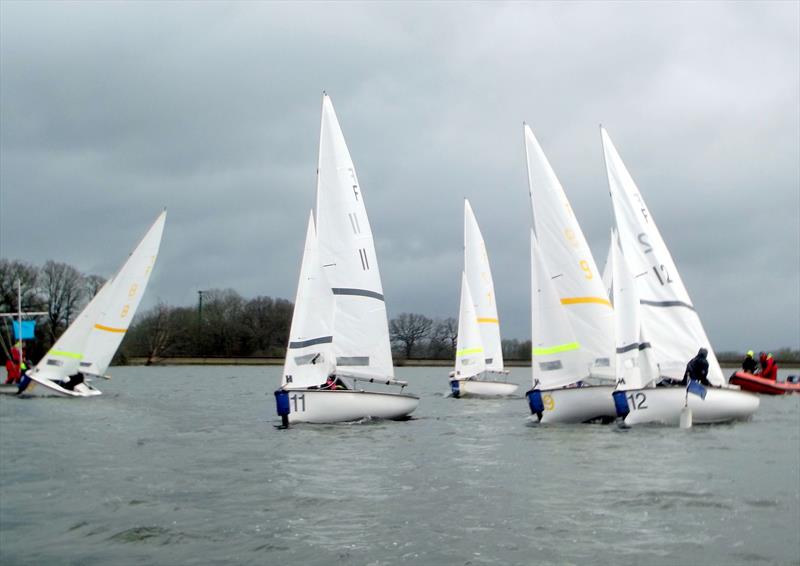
[17,279,22,357]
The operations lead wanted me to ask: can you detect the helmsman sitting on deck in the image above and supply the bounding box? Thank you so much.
[683,348,712,387]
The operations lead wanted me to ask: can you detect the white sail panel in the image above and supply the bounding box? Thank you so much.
[601,229,614,300]
[82,210,166,376]
[612,232,658,390]
[283,212,336,388]
[524,125,614,378]
[601,127,724,386]
[463,199,504,372]
[531,232,584,389]
[455,272,486,379]
[31,277,114,381]
[315,94,394,379]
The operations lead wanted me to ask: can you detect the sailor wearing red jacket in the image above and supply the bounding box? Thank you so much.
[761,353,778,381]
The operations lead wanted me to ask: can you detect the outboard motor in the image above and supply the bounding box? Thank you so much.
[526,389,544,421]
[274,389,290,428]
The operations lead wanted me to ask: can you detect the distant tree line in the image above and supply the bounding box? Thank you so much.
[2,258,798,366]
[0,259,107,362]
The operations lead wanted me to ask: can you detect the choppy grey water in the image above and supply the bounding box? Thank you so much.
[1,366,798,566]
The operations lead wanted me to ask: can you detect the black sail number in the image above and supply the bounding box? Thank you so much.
[626,392,648,410]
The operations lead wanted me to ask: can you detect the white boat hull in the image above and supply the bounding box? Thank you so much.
[23,374,102,398]
[527,385,617,424]
[619,387,759,426]
[450,378,518,398]
[277,389,419,424]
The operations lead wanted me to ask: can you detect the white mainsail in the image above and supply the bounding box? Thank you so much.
[282,212,336,388]
[82,210,166,376]
[314,94,394,379]
[531,231,584,389]
[455,272,486,379]
[601,127,724,386]
[524,124,614,379]
[31,278,114,382]
[463,199,504,372]
[611,231,658,390]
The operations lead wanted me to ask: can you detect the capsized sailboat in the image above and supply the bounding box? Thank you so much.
[274,94,418,425]
[23,210,166,397]
[600,127,758,425]
[450,200,517,398]
[523,125,617,423]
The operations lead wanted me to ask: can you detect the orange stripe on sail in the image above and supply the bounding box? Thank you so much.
[560,297,612,307]
[477,318,499,324]
[94,324,127,333]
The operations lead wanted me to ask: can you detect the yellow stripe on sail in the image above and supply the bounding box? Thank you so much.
[457,347,484,357]
[50,350,83,360]
[94,324,127,333]
[477,318,499,324]
[532,342,580,356]
[560,296,612,307]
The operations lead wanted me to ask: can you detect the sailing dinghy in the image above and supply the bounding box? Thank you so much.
[450,200,517,398]
[22,211,166,397]
[274,94,419,425]
[601,127,758,425]
[523,125,617,423]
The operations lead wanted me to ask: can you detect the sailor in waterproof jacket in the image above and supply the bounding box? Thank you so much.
[683,348,711,386]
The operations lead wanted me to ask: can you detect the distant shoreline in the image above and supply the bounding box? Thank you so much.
[121,356,768,369]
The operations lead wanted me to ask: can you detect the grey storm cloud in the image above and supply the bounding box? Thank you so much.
[1,1,798,351]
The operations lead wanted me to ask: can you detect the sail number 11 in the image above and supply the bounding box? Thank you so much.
[290,393,306,413]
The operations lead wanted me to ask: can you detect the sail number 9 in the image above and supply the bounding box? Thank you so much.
[579,260,593,279]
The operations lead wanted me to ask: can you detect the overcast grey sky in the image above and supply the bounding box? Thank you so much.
[1,1,798,351]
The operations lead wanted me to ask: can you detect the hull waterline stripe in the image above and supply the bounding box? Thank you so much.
[533,342,581,356]
[50,350,83,360]
[640,299,696,311]
[331,288,384,301]
[477,317,499,324]
[94,323,127,333]
[457,347,484,356]
[289,336,334,349]
[560,297,612,307]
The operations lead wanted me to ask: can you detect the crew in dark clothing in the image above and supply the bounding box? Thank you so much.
[742,350,758,374]
[684,348,711,386]
[58,372,85,391]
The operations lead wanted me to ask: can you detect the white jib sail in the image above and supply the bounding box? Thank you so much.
[531,231,585,389]
[601,127,724,386]
[314,93,394,379]
[524,124,614,379]
[463,199,504,372]
[282,212,336,388]
[31,277,115,382]
[82,210,167,376]
[601,229,614,300]
[455,272,486,379]
[611,231,658,390]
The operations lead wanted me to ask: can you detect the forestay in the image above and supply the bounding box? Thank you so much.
[531,232,584,389]
[283,212,336,388]
[315,94,394,379]
[524,125,614,378]
[82,210,166,376]
[611,231,658,390]
[601,127,724,385]
[455,272,486,379]
[463,199,504,372]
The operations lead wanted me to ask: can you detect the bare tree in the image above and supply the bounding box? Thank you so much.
[390,313,433,359]
[428,317,458,359]
[0,259,41,313]
[39,261,86,339]
[84,274,107,297]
